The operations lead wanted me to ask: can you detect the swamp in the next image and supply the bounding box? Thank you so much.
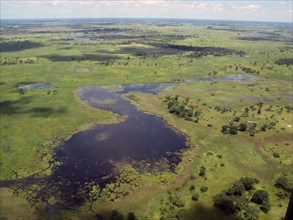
[0,17,292,220]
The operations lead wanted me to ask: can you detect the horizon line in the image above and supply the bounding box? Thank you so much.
[1,17,292,23]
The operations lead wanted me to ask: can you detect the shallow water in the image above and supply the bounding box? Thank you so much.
[39,86,187,205]
[18,82,53,89]
[186,74,257,83]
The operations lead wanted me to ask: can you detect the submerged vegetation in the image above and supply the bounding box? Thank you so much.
[0,18,292,220]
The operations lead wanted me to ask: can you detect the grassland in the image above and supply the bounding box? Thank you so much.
[0,19,292,220]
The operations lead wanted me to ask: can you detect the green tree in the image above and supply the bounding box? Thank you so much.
[239,123,247,131]
[240,177,259,191]
[250,190,269,205]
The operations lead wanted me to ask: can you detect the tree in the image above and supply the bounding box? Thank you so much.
[221,125,229,134]
[127,212,136,220]
[191,193,200,201]
[229,125,238,135]
[239,123,247,131]
[226,182,245,196]
[199,166,206,177]
[213,194,239,214]
[110,210,124,220]
[250,190,269,205]
[275,176,292,192]
[240,177,259,191]
[233,116,240,122]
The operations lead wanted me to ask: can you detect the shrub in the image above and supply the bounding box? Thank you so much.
[110,210,124,220]
[240,177,259,191]
[169,195,185,208]
[260,201,271,213]
[127,212,136,220]
[189,185,195,192]
[226,182,245,196]
[239,123,247,131]
[251,190,269,205]
[229,126,238,135]
[221,125,229,133]
[233,116,241,122]
[276,191,290,200]
[243,206,259,220]
[199,166,206,177]
[273,152,280,158]
[200,186,208,192]
[213,194,239,214]
[191,193,200,201]
[275,176,292,192]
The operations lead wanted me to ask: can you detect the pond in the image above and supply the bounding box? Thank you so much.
[186,74,257,83]
[36,86,186,207]
[18,82,53,89]
[0,85,187,209]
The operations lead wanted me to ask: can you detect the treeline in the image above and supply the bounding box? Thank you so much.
[0,40,43,52]
[153,43,245,57]
[220,103,277,136]
[0,57,38,65]
[275,58,293,66]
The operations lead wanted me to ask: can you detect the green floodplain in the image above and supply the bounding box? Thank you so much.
[0,19,292,220]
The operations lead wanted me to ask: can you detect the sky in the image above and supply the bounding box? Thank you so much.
[1,0,292,22]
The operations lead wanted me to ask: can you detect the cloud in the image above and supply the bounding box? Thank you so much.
[1,0,292,22]
[241,4,261,10]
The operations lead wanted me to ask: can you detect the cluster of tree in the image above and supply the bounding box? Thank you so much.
[275,58,293,66]
[0,40,43,52]
[0,57,37,65]
[222,119,276,136]
[221,103,278,136]
[150,43,245,57]
[221,120,256,136]
[237,36,281,42]
[164,95,201,122]
[239,66,259,74]
[214,177,271,219]
[275,176,293,200]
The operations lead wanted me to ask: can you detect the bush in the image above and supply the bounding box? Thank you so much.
[229,126,238,135]
[260,201,271,213]
[275,176,292,192]
[169,195,185,208]
[213,194,239,214]
[251,190,269,205]
[200,186,208,193]
[239,123,247,131]
[127,212,136,220]
[233,116,241,122]
[191,193,200,201]
[226,182,245,196]
[189,185,195,192]
[273,152,280,158]
[199,166,206,177]
[221,125,229,133]
[276,191,290,200]
[240,177,259,191]
[110,210,124,220]
[243,206,259,220]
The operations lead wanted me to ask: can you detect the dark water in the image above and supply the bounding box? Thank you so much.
[40,86,186,207]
